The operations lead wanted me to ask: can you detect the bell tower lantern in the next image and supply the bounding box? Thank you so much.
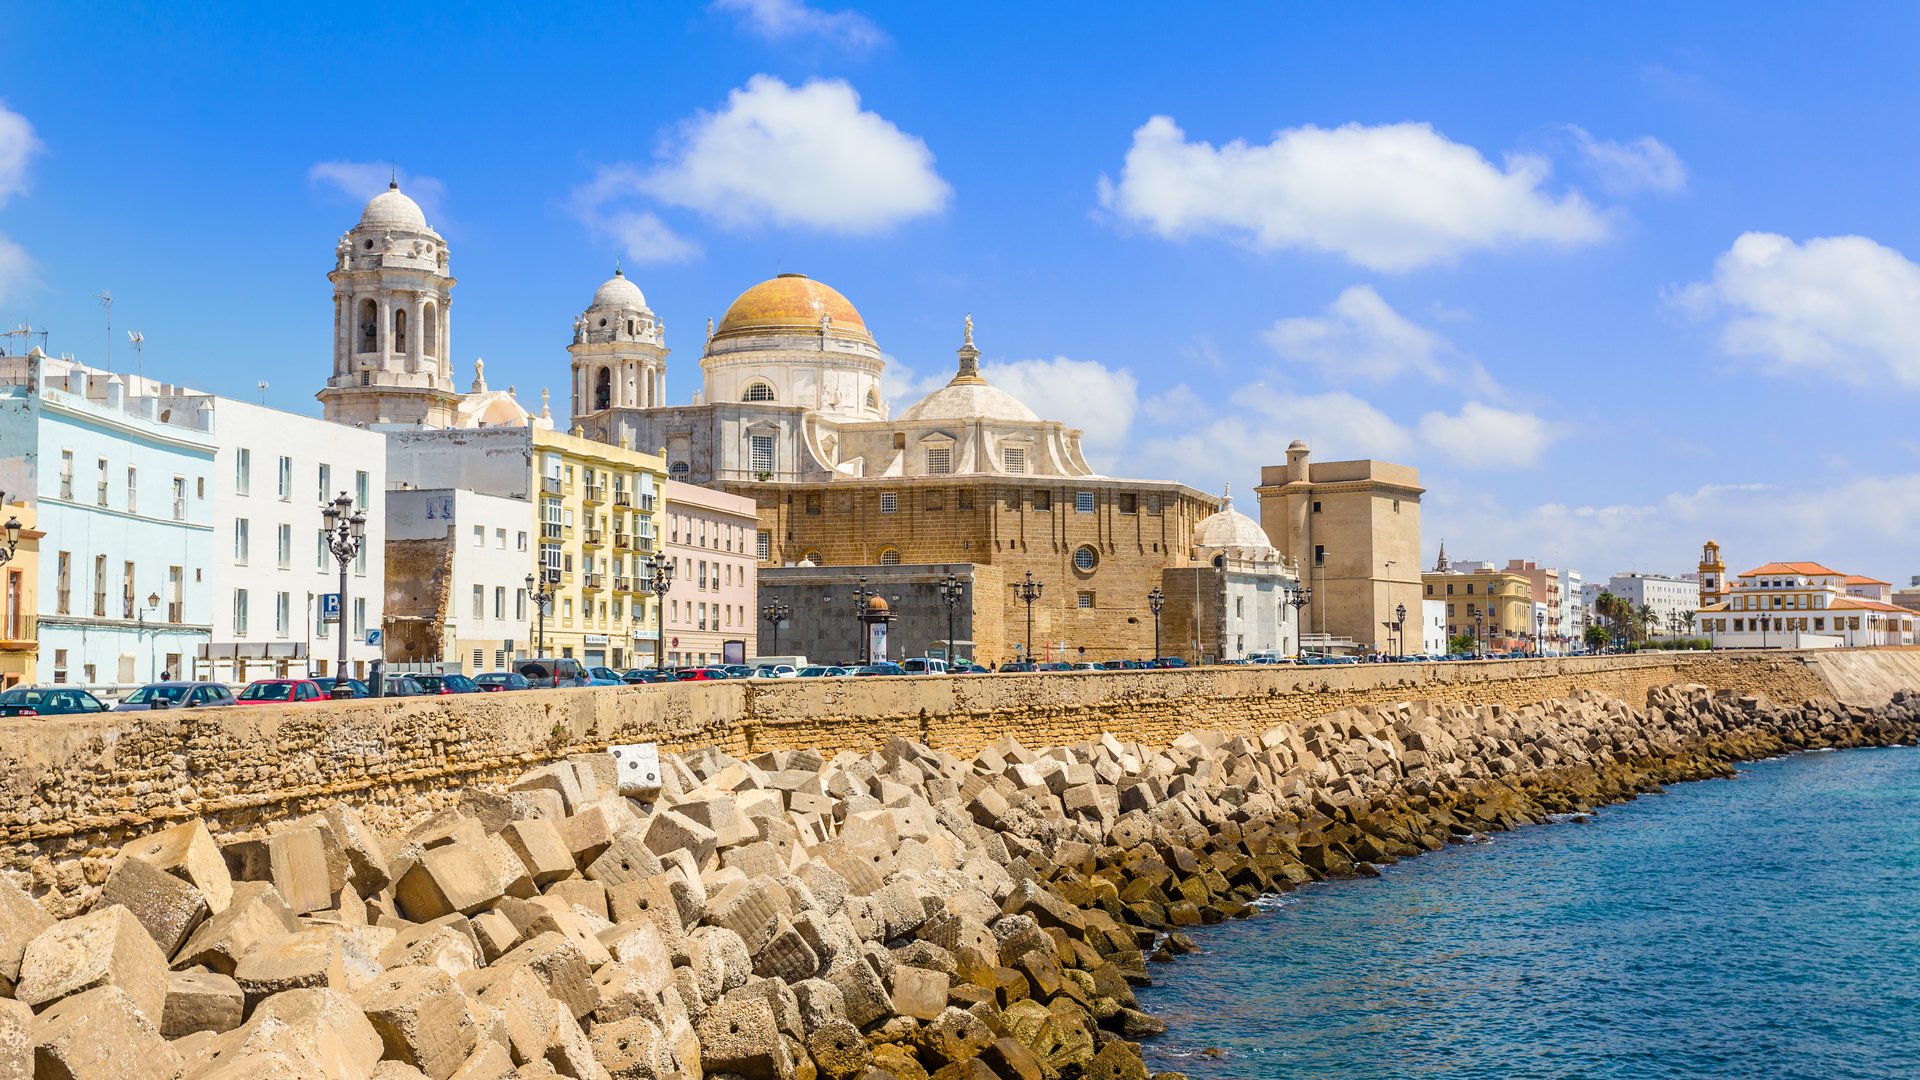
[1698,539,1727,609]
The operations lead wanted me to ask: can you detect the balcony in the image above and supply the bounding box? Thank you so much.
[59,476,73,501]
[539,476,564,496]
[583,528,605,546]
[614,576,633,592]
[96,482,109,507]
[582,572,605,590]
[168,602,183,623]
[584,484,606,504]
[613,533,630,550]
[639,495,655,512]
[172,497,187,521]
[613,491,632,507]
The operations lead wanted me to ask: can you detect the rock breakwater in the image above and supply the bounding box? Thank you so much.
[0,683,1914,1079]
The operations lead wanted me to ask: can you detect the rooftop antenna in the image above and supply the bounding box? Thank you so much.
[256,380,269,405]
[94,291,113,372]
[0,322,48,357]
[126,331,144,383]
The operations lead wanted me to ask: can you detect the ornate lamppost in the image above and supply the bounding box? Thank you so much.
[1470,603,1485,659]
[524,570,557,655]
[763,600,791,656]
[1010,570,1043,664]
[938,572,966,666]
[321,492,366,686]
[135,591,159,682]
[646,553,674,669]
[1395,602,1407,658]
[0,513,20,566]
[1147,586,1165,664]
[1536,607,1546,655]
[1284,584,1311,659]
[848,575,877,665]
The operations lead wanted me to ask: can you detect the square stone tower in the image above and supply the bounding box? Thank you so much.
[1254,441,1423,654]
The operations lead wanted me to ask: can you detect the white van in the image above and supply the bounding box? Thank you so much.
[747,655,808,670]
[900,657,948,675]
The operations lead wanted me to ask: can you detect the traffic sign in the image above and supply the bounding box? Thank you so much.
[365,629,382,647]
[320,593,341,623]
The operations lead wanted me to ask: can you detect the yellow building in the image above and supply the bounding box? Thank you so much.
[384,425,667,673]
[0,499,40,689]
[1422,552,1534,653]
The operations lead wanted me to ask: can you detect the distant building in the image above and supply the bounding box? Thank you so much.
[1891,576,1920,615]
[1255,442,1423,655]
[1603,571,1699,636]
[1505,560,1564,653]
[0,497,42,689]
[1421,598,1447,655]
[384,488,534,674]
[661,480,759,669]
[1560,567,1585,645]
[1697,559,1916,648]
[1422,551,1534,653]
[1159,488,1300,662]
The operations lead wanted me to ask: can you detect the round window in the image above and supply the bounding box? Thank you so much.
[1074,546,1097,571]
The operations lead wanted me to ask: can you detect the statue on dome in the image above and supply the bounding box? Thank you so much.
[964,313,974,346]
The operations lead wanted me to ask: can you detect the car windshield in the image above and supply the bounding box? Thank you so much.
[0,689,44,705]
[239,683,294,701]
[124,684,192,704]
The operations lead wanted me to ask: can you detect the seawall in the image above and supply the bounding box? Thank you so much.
[0,650,1887,902]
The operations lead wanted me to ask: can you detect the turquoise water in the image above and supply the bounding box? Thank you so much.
[1137,747,1920,1079]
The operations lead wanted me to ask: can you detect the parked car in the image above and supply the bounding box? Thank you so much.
[720,665,755,680]
[899,658,948,675]
[1070,662,1104,671]
[674,667,729,681]
[383,674,429,697]
[1037,662,1073,672]
[584,666,627,687]
[474,672,533,692]
[413,673,482,695]
[1150,657,1189,669]
[0,687,110,716]
[850,662,906,676]
[621,668,677,684]
[311,676,372,699]
[514,657,590,688]
[113,681,237,711]
[237,679,330,704]
[999,662,1038,673]
[752,664,799,678]
[796,665,849,678]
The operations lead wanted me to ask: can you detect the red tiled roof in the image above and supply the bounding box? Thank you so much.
[1737,562,1844,578]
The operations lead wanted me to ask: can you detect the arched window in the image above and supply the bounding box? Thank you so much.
[393,308,408,353]
[742,382,775,403]
[866,388,880,411]
[803,550,823,564]
[627,320,635,336]
[423,303,439,358]
[878,547,901,566]
[359,300,378,353]
[669,462,690,477]
[594,368,612,410]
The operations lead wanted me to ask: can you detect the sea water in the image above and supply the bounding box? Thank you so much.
[1137,747,1920,1079]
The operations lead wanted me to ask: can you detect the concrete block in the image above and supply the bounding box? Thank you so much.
[115,819,234,915]
[597,922,672,989]
[823,955,891,1029]
[374,1061,432,1080]
[161,969,243,1036]
[891,964,949,1021]
[500,819,575,887]
[447,1038,515,1080]
[220,986,384,1080]
[475,963,553,1066]
[695,996,788,1080]
[609,743,663,799]
[702,879,789,953]
[753,914,822,983]
[0,876,53,993]
[605,878,688,959]
[357,965,483,1080]
[587,834,665,888]
[508,763,585,815]
[470,909,520,964]
[496,931,599,1021]
[172,880,298,974]
[97,853,209,959]
[396,840,508,921]
[379,916,482,978]
[492,898,611,968]
[542,997,597,1078]
[591,1014,670,1079]
[547,877,609,921]
[29,985,181,1080]
[642,810,718,868]
[16,904,169,1025]
[232,927,355,1007]
[686,926,751,1000]
[0,999,27,1079]
[805,1017,869,1079]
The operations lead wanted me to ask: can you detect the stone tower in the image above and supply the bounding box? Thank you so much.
[316,181,460,428]
[1698,539,1727,610]
[568,267,668,425]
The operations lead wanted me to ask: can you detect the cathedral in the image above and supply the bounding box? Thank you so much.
[320,182,1309,663]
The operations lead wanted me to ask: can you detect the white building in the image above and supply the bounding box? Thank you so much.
[1180,489,1300,661]
[1560,568,1585,644]
[1699,561,1916,649]
[385,488,532,673]
[1604,572,1700,636]
[206,400,387,682]
[1422,598,1447,655]
[0,351,215,690]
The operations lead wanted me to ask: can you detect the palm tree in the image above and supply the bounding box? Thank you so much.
[1633,603,1656,644]
[1682,610,1697,635]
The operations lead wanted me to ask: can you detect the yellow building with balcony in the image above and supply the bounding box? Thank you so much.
[385,425,666,673]
[0,499,40,689]
[1422,553,1535,653]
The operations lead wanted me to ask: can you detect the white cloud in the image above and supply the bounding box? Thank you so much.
[0,233,32,307]
[1097,116,1610,271]
[711,0,886,51]
[1264,284,1450,383]
[0,101,41,206]
[1142,383,1209,426]
[1416,402,1555,468]
[1567,126,1686,194]
[1673,231,1920,389]
[982,356,1139,467]
[602,210,701,266]
[638,75,949,234]
[308,161,448,221]
[1133,386,1415,494]
[879,355,951,412]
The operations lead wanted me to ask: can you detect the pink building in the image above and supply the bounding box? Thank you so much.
[1504,559,1563,653]
[661,480,758,667]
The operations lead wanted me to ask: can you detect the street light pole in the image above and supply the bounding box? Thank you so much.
[524,571,556,655]
[1009,570,1043,664]
[1284,585,1312,659]
[1395,602,1407,658]
[762,600,790,656]
[938,573,966,666]
[0,514,20,567]
[136,592,159,681]
[646,553,674,669]
[1147,586,1164,664]
[321,492,366,685]
[1535,607,1545,655]
[851,576,876,665]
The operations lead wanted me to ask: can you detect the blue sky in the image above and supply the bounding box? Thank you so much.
[5,1,1920,583]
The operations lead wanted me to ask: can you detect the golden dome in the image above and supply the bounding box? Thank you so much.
[713,273,871,343]
[865,594,890,611]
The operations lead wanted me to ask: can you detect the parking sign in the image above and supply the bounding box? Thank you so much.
[320,593,341,623]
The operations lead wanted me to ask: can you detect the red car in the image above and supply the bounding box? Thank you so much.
[236,679,330,704]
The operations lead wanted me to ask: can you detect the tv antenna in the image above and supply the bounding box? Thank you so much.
[94,291,113,372]
[126,331,144,383]
[0,322,48,357]
[256,380,269,405]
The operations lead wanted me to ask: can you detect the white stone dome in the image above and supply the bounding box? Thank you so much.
[359,183,429,231]
[591,269,648,311]
[1194,490,1274,553]
[901,380,1039,423]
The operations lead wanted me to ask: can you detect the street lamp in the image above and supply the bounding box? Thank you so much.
[645,553,674,669]
[1535,607,1546,655]
[938,573,966,666]
[524,570,557,655]
[1395,602,1407,658]
[136,591,159,680]
[1469,603,1485,659]
[321,492,367,686]
[0,514,20,566]
[762,599,791,655]
[1147,586,1165,664]
[1009,570,1043,664]
[1284,584,1312,659]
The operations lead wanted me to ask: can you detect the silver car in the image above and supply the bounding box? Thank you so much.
[112,681,238,711]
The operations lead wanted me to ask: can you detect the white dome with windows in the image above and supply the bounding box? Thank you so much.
[1193,488,1276,556]
[359,182,430,231]
[591,268,648,311]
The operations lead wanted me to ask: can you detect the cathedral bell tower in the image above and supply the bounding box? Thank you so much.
[316,181,461,428]
[567,265,668,428]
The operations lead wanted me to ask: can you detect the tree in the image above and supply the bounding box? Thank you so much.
[1448,633,1477,656]
[1583,625,1609,650]
[1682,610,1697,634]
[1633,603,1656,643]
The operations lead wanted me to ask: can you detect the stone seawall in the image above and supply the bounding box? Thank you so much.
[0,652,1856,900]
